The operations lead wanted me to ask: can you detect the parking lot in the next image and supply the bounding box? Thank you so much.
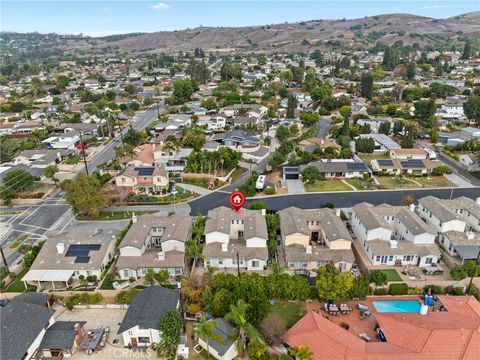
[53,305,159,359]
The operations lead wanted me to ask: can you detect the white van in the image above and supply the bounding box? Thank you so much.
[255,175,266,191]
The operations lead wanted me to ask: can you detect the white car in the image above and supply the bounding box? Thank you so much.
[255,175,266,191]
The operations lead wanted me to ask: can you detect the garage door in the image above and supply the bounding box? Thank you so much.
[285,173,299,180]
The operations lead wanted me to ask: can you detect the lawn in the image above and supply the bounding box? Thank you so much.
[229,167,248,181]
[182,177,226,189]
[5,268,36,292]
[65,154,81,165]
[376,177,418,189]
[77,210,157,221]
[8,233,30,250]
[371,269,402,282]
[413,176,454,188]
[345,178,373,190]
[127,188,197,204]
[358,153,389,164]
[270,301,307,328]
[305,180,352,192]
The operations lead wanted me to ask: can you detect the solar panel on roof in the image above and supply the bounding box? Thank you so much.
[74,256,90,264]
[135,167,154,176]
[347,163,367,170]
[401,160,424,168]
[377,160,394,166]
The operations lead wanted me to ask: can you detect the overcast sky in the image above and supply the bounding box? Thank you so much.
[1,0,478,37]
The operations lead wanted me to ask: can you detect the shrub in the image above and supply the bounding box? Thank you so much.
[264,188,276,195]
[186,303,201,315]
[407,287,422,295]
[370,270,388,286]
[87,275,97,282]
[423,285,443,294]
[65,293,103,310]
[450,265,467,280]
[373,287,387,295]
[115,288,139,304]
[389,283,408,295]
[432,165,452,176]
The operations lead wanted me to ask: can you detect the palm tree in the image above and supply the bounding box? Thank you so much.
[225,299,265,356]
[194,316,220,359]
[289,345,313,360]
[186,238,204,273]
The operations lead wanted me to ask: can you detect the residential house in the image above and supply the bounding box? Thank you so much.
[14,149,74,168]
[196,318,238,360]
[279,207,355,274]
[356,134,401,152]
[116,213,193,279]
[42,131,80,150]
[389,148,428,160]
[356,117,392,134]
[459,154,480,172]
[298,138,340,153]
[117,286,180,348]
[370,158,441,176]
[283,296,480,360]
[212,130,260,153]
[203,207,269,272]
[114,165,168,194]
[22,225,118,290]
[440,231,480,263]
[153,147,193,173]
[351,202,440,267]
[439,127,480,146]
[299,160,369,179]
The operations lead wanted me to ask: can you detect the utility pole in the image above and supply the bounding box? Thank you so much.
[78,132,89,175]
[157,99,161,120]
[118,118,125,149]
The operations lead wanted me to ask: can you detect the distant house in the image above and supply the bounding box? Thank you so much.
[42,131,80,150]
[439,127,480,146]
[459,154,480,172]
[22,225,118,290]
[203,207,269,272]
[114,165,168,194]
[14,149,73,168]
[153,147,193,173]
[389,148,429,160]
[116,213,193,279]
[351,202,440,267]
[212,130,260,153]
[356,134,401,152]
[196,318,238,360]
[279,207,354,274]
[356,117,392,134]
[300,160,368,179]
[117,286,180,347]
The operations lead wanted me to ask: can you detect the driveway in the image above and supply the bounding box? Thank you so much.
[444,173,474,188]
[286,180,306,194]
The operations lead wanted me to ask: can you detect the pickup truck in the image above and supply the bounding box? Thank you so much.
[422,263,444,275]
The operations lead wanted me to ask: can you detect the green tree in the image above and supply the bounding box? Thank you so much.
[414,100,436,126]
[462,41,472,60]
[123,127,143,146]
[311,85,332,103]
[225,299,266,357]
[286,95,297,119]
[361,72,373,100]
[301,166,322,184]
[406,61,416,80]
[186,238,204,273]
[289,345,313,360]
[316,264,354,301]
[464,96,480,123]
[194,316,220,359]
[64,172,105,218]
[0,169,34,205]
[187,60,210,84]
[44,165,59,188]
[156,310,183,360]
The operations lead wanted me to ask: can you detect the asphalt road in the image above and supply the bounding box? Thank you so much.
[188,186,480,215]
[86,103,164,173]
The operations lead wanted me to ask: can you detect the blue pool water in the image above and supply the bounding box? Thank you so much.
[372,300,422,313]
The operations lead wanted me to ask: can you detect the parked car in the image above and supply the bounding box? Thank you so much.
[255,175,266,191]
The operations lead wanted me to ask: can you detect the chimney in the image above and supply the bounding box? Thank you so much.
[261,209,266,216]
[409,204,415,212]
[466,231,475,240]
[476,197,480,206]
[305,245,312,254]
[132,213,137,223]
[335,209,341,217]
[389,240,398,249]
[74,323,85,346]
[158,251,165,260]
[320,139,324,145]
[56,242,65,254]
[221,243,228,252]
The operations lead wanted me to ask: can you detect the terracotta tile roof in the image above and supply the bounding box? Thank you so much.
[283,296,480,360]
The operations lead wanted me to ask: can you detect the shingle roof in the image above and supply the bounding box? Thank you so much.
[204,207,268,240]
[40,321,86,350]
[200,318,236,356]
[0,301,55,360]
[117,286,179,334]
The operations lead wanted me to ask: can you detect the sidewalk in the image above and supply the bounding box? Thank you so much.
[176,183,213,196]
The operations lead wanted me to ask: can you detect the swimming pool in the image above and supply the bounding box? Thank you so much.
[372,300,421,313]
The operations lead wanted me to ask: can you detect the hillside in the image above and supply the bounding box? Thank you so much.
[3,12,480,55]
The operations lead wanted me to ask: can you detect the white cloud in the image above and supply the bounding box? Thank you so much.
[151,2,170,11]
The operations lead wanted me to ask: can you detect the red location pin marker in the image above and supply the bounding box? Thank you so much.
[229,191,246,212]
